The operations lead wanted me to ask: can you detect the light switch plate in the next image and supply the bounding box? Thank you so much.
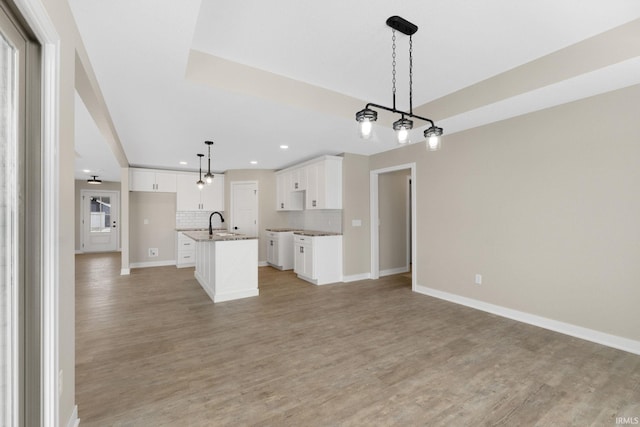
[352,219,362,227]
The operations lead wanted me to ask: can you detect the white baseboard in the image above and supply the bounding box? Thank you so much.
[65,405,79,427]
[379,266,409,277]
[414,284,640,356]
[74,250,82,254]
[129,260,176,269]
[258,261,269,267]
[120,268,130,276]
[342,272,371,282]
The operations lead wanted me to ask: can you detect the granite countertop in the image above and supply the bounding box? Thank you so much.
[176,227,227,232]
[265,228,303,232]
[182,230,258,242]
[293,230,342,237]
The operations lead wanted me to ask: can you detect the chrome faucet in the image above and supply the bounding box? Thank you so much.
[209,211,225,235]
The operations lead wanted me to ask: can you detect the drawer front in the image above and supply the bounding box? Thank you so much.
[177,251,195,263]
[179,239,195,250]
[294,235,311,244]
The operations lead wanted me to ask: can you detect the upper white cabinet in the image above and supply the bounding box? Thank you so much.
[305,157,342,210]
[289,167,306,191]
[275,156,342,210]
[276,171,303,211]
[176,172,224,212]
[129,168,177,192]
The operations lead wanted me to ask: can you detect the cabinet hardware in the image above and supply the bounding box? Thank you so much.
[294,182,298,189]
[312,200,317,207]
[300,246,304,253]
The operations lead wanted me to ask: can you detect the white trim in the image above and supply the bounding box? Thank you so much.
[379,266,410,277]
[65,405,79,427]
[11,0,61,425]
[129,260,176,269]
[74,250,83,254]
[258,261,268,267]
[414,284,640,356]
[405,175,411,268]
[120,268,130,276]
[370,163,417,290]
[342,273,371,282]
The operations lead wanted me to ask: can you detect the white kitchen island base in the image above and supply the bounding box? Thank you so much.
[193,238,259,303]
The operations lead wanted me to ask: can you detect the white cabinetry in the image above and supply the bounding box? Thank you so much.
[276,171,303,211]
[305,156,342,210]
[293,234,342,285]
[266,230,294,270]
[129,168,177,192]
[275,155,342,211]
[176,173,224,211]
[176,232,196,267]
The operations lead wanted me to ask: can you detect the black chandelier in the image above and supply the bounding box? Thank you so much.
[204,140,214,184]
[355,16,443,150]
[196,153,205,189]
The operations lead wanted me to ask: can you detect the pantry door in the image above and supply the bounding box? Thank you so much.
[230,181,258,237]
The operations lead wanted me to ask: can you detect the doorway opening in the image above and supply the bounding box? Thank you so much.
[370,163,417,290]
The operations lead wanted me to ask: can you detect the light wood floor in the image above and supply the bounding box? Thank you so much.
[76,253,640,426]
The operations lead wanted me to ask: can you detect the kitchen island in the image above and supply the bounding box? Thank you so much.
[182,231,258,303]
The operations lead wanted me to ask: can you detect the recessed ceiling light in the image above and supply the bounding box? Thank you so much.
[250,160,258,165]
[82,169,91,173]
[179,161,187,165]
[280,145,289,149]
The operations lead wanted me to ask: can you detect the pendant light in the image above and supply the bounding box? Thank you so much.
[196,154,205,189]
[355,16,444,149]
[87,175,102,184]
[204,140,214,184]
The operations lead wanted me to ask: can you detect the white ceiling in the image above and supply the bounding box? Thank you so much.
[69,0,640,181]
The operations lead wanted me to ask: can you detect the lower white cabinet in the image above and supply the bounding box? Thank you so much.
[293,234,342,285]
[176,232,196,267]
[266,231,294,270]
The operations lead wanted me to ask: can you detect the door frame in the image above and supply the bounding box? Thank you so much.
[229,180,259,236]
[11,0,60,424]
[80,189,120,252]
[370,163,417,290]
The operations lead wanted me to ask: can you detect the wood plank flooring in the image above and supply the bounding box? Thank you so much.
[76,253,640,426]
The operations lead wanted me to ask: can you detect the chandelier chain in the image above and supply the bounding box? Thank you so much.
[392,29,396,108]
[409,35,413,114]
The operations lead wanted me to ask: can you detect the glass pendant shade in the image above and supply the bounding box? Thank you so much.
[424,126,443,151]
[356,108,377,139]
[204,173,214,184]
[393,117,413,144]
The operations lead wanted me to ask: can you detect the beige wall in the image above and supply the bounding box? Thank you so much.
[378,169,410,272]
[367,84,640,342]
[224,169,286,262]
[74,179,121,251]
[129,192,177,264]
[341,153,370,277]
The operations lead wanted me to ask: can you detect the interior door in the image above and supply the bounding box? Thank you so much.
[230,181,258,237]
[81,190,119,252]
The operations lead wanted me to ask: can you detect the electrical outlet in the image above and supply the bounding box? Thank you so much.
[475,274,482,285]
[149,248,158,257]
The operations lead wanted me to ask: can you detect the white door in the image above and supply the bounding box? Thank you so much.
[230,181,258,237]
[81,190,119,252]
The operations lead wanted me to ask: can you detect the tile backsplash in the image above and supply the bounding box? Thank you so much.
[285,210,342,234]
[176,211,225,229]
